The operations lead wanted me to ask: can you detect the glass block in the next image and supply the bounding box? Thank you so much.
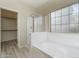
[51,17,56,24]
[70,14,79,24]
[62,7,69,16]
[56,25,61,32]
[51,25,56,32]
[56,10,61,17]
[62,25,69,33]
[70,3,79,14]
[70,24,79,33]
[51,12,56,17]
[56,17,61,24]
[62,16,69,24]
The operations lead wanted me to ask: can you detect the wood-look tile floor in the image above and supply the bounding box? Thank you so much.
[1,40,51,58]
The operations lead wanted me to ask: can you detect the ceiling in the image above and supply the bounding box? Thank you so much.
[19,0,78,15]
[20,0,49,7]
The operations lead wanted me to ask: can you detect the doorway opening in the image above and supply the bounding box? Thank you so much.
[1,8,17,57]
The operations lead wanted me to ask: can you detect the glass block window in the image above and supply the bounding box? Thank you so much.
[51,3,79,33]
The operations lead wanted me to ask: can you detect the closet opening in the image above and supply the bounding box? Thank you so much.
[1,8,17,56]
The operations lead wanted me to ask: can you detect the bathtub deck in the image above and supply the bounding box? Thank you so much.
[31,32,79,58]
[33,40,79,58]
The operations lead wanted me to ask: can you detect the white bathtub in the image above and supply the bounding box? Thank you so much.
[31,32,79,58]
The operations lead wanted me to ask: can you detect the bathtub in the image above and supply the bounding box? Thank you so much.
[31,32,79,58]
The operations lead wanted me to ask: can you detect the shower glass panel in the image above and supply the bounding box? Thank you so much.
[34,16,43,32]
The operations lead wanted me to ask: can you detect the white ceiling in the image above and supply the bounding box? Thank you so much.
[19,0,78,15]
[20,0,49,7]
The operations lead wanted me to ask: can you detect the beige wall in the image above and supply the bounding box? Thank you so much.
[0,0,38,48]
[44,14,50,32]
